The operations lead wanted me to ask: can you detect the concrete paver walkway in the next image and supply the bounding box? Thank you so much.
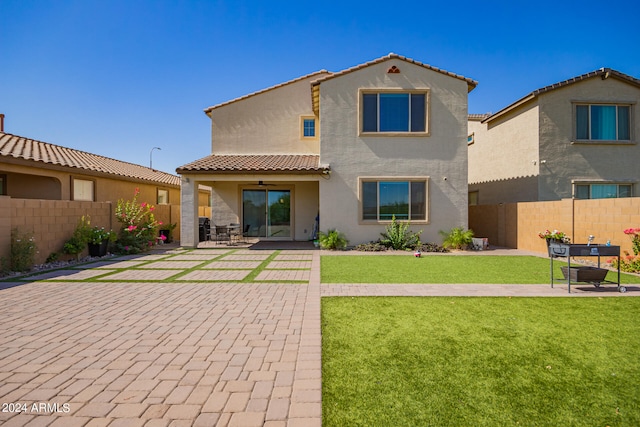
[0,247,636,426]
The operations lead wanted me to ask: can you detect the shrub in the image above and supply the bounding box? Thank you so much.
[623,227,640,255]
[11,228,37,272]
[379,215,422,250]
[354,241,388,252]
[440,227,474,250]
[416,242,449,253]
[114,188,162,254]
[609,251,640,273]
[319,229,348,250]
[63,215,92,258]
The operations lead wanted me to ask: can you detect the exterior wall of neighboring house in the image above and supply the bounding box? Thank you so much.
[468,70,640,205]
[468,104,540,204]
[209,73,330,155]
[536,77,640,200]
[318,58,471,244]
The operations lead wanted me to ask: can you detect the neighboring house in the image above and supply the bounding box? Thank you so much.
[0,130,212,240]
[468,68,640,205]
[177,53,477,246]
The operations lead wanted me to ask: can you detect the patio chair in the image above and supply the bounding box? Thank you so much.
[213,225,230,245]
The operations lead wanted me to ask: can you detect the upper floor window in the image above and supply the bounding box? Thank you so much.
[576,104,631,141]
[73,178,94,201]
[575,183,633,199]
[361,91,428,134]
[300,116,317,139]
[360,178,428,222]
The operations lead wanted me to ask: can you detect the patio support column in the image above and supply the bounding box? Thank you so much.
[179,176,199,248]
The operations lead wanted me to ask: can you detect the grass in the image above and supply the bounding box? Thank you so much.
[321,255,640,284]
[322,297,640,426]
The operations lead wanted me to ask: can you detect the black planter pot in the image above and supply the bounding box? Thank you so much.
[88,240,109,257]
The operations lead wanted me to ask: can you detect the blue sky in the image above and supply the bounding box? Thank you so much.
[2,0,639,174]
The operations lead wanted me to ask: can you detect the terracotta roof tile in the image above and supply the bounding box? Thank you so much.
[0,132,180,186]
[483,68,640,123]
[176,154,328,174]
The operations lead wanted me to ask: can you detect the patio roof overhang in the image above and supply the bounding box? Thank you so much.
[176,154,330,176]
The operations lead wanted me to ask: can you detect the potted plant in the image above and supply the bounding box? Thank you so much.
[88,227,116,257]
[538,229,570,246]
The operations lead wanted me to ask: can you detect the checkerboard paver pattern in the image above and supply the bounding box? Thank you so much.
[203,261,263,269]
[136,260,205,269]
[19,269,115,281]
[176,269,252,281]
[255,270,311,281]
[0,247,322,426]
[96,269,180,281]
[266,261,312,269]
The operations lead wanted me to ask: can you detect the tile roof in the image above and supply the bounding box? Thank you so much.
[0,132,180,186]
[468,113,491,121]
[483,68,640,123]
[176,154,328,174]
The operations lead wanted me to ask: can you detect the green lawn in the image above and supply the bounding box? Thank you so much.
[321,255,640,284]
[322,297,640,426]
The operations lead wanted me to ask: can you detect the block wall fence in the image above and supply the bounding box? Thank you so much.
[470,197,640,256]
[0,197,181,266]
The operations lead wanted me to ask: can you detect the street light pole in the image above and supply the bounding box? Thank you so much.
[150,147,161,169]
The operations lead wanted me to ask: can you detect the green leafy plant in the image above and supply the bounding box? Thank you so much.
[623,227,640,255]
[379,215,422,250]
[88,227,117,245]
[63,215,92,258]
[439,226,474,250]
[159,222,177,243]
[11,228,37,272]
[114,188,162,254]
[319,229,349,250]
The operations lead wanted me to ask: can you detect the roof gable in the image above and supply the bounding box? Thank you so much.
[483,68,640,123]
[0,132,180,186]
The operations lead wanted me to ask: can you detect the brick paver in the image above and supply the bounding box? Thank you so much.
[0,246,321,425]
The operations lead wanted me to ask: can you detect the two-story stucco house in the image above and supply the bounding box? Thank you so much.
[177,53,477,247]
[468,68,640,205]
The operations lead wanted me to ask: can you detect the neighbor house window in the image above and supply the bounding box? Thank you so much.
[361,178,428,221]
[575,104,631,141]
[467,133,475,145]
[72,178,94,201]
[468,191,479,206]
[300,116,317,139]
[575,183,633,199]
[0,175,6,196]
[157,188,169,204]
[361,91,428,133]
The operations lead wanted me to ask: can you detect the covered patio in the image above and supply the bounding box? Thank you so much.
[177,154,330,248]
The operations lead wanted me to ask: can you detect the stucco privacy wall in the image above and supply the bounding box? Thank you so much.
[469,197,640,256]
[318,58,470,244]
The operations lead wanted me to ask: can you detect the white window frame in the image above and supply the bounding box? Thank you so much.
[359,89,430,136]
[358,176,430,224]
[72,178,95,201]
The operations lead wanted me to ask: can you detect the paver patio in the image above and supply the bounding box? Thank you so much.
[0,246,636,426]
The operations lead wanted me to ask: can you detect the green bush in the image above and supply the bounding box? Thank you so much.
[114,188,162,254]
[439,226,474,250]
[11,228,37,272]
[379,215,422,250]
[319,229,349,250]
[63,215,92,258]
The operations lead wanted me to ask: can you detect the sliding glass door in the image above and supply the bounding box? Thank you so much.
[242,189,291,239]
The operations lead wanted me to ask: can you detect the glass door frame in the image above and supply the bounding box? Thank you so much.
[240,184,294,240]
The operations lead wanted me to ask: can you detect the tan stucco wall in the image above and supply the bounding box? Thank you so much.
[208,73,331,155]
[537,77,640,200]
[318,59,470,244]
[470,197,640,256]
[468,103,540,204]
